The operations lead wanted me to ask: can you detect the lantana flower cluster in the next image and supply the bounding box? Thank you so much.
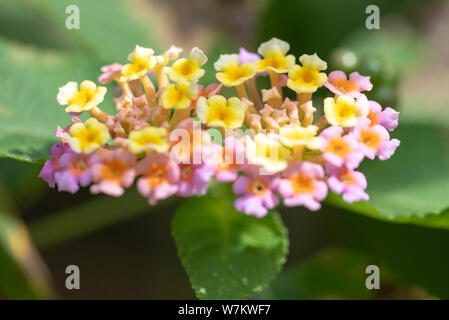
[40,38,400,217]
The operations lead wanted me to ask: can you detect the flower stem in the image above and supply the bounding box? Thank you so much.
[236,83,249,99]
[89,107,108,123]
[140,75,156,108]
[247,77,262,109]
[297,92,312,106]
[268,70,279,88]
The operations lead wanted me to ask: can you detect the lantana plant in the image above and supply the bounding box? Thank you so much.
[39,38,400,217]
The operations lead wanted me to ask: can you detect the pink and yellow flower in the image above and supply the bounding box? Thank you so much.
[232,166,280,218]
[279,125,321,150]
[136,153,180,205]
[324,94,369,127]
[214,54,257,87]
[326,166,369,203]
[197,95,245,129]
[287,54,327,93]
[215,136,246,183]
[367,100,399,131]
[177,163,216,197]
[98,63,123,84]
[169,118,214,164]
[39,142,71,188]
[324,71,372,98]
[255,38,295,73]
[57,80,107,114]
[161,81,198,110]
[90,149,136,197]
[238,47,261,65]
[319,126,364,169]
[128,126,169,154]
[277,162,327,211]
[120,45,156,82]
[350,118,400,160]
[64,118,111,154]
[164,47,207,82]
[54,151,99,194]
[245,133,291,174]
[40,39,402,216]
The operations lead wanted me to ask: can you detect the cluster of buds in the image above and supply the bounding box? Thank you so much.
[39,38,400,217]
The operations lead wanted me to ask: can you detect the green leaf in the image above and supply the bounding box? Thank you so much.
[18,0,162,61]
[172,189,288,299]
[0,0,163,163]
[330,210,449,299]
[327,123,449,230]
[0,38,104,163]
[262,248,373,299]
[0,181,53,299]
[259,247,435,300]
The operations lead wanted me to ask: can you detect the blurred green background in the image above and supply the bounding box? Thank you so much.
[0,0,448,299]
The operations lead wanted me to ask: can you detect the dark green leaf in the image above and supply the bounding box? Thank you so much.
[260,247,435,300]
[172,189,288,299]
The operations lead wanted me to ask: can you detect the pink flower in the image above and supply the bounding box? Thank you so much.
[54,151,99,193]
[215,136,245,183]
[277,162,327,211]
[169,118,214,165]
[136,153,180,205]
[177,163,216,197]
[98,63,123,84]
[327,166,369,203]
[239,47,261,65]
[320,126,364,169]
[90,149,136,197]
[367,100,399,131]
[325,71,373,98]
[232,166,279,218]
[350,118,400,160]
[39,142,71,188]
[56,117,82,143]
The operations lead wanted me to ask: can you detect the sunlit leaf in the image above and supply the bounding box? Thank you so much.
[19,0,162,61]
[0,38,104,162]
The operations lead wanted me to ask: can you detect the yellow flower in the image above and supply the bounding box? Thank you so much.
[245,134,291,173]
[57,80,107,113]
[324,94,369,127]
[214,54,256,87]
[128,127,169,154]
[287,53,327,93]
[164,47,207,82]
[157,45,183,67]
[255,38,295,73]
[279,125,321,150]
[152,46,183,74]
[161,81,198,110]
[65,118,110,154]
[196,95,245,129]
[120,45,156,82]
